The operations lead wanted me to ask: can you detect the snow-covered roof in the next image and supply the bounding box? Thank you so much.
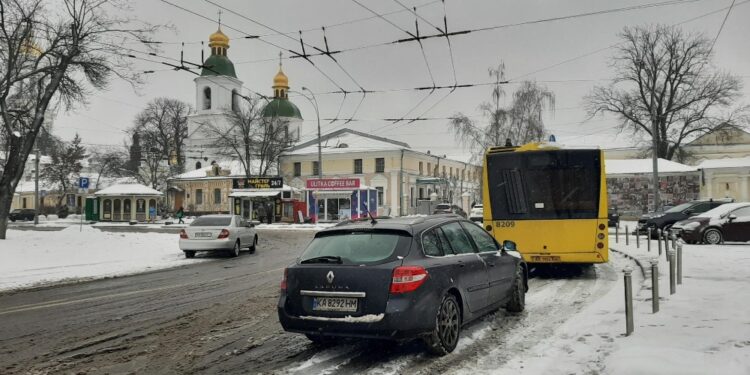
[696,157,750,169]
[605,158,697,175]
[172,160,268,180]
[285,128,409,156]
[94,184,163,196]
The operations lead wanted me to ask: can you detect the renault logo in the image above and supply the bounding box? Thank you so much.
[326,271,335,284]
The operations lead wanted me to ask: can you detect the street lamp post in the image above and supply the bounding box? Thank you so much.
[297,87,323,222]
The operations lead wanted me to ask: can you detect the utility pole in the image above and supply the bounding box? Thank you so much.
[34,147,40,225]
[649,66,660,213]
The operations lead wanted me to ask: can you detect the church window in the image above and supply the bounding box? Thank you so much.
[195,161,202,169]
[231,89,239,112]
[203,87,212,110]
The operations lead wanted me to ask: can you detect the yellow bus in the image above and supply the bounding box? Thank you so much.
[482,143,608,264]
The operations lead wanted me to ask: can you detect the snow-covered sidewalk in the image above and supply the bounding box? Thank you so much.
[605,238,750,374]
[459,235,750,374]
[0,226,207,292]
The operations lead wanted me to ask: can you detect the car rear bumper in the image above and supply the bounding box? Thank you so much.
[277,294,435,340]
[179,238,234,251]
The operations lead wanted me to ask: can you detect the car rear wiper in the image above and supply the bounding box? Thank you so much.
[300,255,343,264]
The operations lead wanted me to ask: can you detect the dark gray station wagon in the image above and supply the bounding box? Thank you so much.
[277,215,528,355]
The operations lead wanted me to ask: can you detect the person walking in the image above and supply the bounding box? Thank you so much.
[257,202,266,224]
[149,205,157,224]
[176,206,185,224]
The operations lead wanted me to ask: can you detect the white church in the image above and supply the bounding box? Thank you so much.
[184,27,303,170]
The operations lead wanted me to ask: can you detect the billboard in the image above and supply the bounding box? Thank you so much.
[232,177,283,189]
[306,178,360,190]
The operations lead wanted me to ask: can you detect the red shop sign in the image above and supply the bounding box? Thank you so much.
[306,178,360,190]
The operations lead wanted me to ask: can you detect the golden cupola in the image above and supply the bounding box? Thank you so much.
[201,27,236,78]
[208,28,229,55]
[272,54,289,98]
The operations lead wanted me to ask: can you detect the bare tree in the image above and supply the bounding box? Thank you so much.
[123,132,168,190]
[131,97,191,174]
[88,146,127,189]
[449,63,555,163]
[201,97,294,177]
[586,25,743,160]
[0,0,157,239]
[40,133,85,208]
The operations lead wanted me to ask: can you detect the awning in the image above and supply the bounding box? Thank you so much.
[313,190,353,199]
[229,191,280,198]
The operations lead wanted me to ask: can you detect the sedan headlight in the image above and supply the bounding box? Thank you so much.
[683,221,701,231]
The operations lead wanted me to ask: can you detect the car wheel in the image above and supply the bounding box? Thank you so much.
[424,293,461,356]
[228,240,241,257]
[184,251,196,258]
[506,266,526,313]
[249,235,257,253]
[703,228,723,245]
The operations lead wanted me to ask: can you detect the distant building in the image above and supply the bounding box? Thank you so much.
[260,57,303,144]
[278,128,482,219]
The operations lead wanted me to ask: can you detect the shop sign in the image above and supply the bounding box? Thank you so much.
[233,177,283,189]
[306,178,360,190]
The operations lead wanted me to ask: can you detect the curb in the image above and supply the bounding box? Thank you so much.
[610,247,649,279]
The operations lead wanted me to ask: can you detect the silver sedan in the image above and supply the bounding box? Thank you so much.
[179,215,258,258]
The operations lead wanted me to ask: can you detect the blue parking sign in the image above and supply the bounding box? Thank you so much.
[79,177,89,189]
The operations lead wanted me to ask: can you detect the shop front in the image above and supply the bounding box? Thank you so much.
[306,178,378,222]
[229,177,305,223]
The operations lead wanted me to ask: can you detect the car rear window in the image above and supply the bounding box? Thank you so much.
[190,217,232,226]
[301,230,410,265]
[436,204,450,209]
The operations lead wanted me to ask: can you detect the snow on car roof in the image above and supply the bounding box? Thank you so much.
[695,202,750,219]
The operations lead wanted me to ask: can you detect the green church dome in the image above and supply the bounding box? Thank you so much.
[262,98,302,120]
[201,54,237,78]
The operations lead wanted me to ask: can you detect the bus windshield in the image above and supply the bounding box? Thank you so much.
[486,150,601,220]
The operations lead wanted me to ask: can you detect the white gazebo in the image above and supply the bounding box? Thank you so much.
[94,184,163,222]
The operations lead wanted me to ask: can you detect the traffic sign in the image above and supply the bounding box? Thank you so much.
[79,177,89,189]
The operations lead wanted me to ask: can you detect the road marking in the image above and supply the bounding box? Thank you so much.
[0,267,285,316]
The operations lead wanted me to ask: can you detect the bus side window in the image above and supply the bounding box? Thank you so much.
[503,169,528,214]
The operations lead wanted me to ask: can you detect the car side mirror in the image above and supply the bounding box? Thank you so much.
[728,215,737,222]
[684,209,694,215]
[502,240,517,252]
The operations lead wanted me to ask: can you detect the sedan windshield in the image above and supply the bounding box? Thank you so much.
[190,217,232,226]
[666,203,693,213]
[300,231,407,265]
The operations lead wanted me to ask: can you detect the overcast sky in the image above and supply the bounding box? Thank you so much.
[53,0,750,161]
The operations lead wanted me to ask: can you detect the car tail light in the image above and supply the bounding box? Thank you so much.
[390,266,428,294]
[217,229,230,239]
[179,229,188,239]
[280,268,288,291]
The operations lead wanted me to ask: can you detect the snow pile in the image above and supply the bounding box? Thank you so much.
[0,227,206,292]
[94,183,163,196]
[694,202,750,219]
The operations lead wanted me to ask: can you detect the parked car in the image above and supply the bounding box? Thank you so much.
[672,202,750,244]
[636,199,733,237]
[608,207,620,227]
[277,216,528,355]
[469,204,484,222]
[179,214,258,258]
[9,208,36,222]
[432,203,467,218]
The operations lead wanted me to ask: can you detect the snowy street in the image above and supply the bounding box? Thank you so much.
[1,226,748,374]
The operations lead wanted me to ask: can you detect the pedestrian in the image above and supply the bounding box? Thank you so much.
[176,206,185,224]
[257,202,266,224]
[149,205,157,224]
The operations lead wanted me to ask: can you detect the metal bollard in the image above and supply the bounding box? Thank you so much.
[626,225,629,246]
[636,230,640,249]
[624,267,634,336]
[651,260,659,313]
[616,225,619,243]
[668,249,676,295]
[677,241,683,285]
[657,229,662,255]
[647,227,651,252]
[664,232,670,259]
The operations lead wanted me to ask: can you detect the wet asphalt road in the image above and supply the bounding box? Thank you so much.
[0,229,625,374]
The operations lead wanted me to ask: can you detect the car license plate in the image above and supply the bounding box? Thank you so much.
[195,232,212,238]
[530,255,561,262]
[312,297,358,312]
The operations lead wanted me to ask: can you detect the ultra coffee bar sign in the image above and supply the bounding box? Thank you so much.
[306,178,360,190]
